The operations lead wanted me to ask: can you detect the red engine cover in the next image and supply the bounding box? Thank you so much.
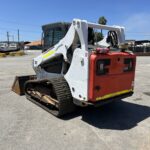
[88,52,136,102]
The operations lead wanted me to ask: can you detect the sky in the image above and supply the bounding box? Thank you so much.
[0,0,150,41]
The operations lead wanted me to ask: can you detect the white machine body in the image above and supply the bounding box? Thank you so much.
[33,19,125,102]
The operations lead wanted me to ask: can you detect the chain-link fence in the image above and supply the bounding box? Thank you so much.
[129,46,150,53]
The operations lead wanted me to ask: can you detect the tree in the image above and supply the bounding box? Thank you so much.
[98,16,107,25]
[94,32,103,42]
[98,16,107,35]
[94,16,108,42]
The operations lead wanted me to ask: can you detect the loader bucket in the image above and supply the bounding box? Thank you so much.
[12,75,36,95]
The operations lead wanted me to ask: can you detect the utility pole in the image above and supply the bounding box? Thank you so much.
[7,31,9,45]
[17,29,20,50]
[12,35,14,41]
[17,29,20,43]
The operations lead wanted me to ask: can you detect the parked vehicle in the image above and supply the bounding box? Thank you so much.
[0,42,20,53]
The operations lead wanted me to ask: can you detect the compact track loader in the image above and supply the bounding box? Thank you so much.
[12,19,136,117]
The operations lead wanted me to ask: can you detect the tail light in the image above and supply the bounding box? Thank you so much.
[95,48,110,54]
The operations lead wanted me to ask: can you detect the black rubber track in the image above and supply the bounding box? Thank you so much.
[24,77,76,117]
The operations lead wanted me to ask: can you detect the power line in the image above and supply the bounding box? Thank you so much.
[0,18,42,34]
[0,29,41,41]
[0,26,41,34]
[126,31,150,35]
[0,18,40,27]
[0,18,149,35]
[126,33,150,37]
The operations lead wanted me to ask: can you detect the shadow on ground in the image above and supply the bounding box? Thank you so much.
[63,100,150,130]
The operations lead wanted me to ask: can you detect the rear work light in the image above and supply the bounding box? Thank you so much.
[96,59,111,75]
[124,58,134,72]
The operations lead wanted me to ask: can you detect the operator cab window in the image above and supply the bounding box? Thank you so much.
[43,27,68,50]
